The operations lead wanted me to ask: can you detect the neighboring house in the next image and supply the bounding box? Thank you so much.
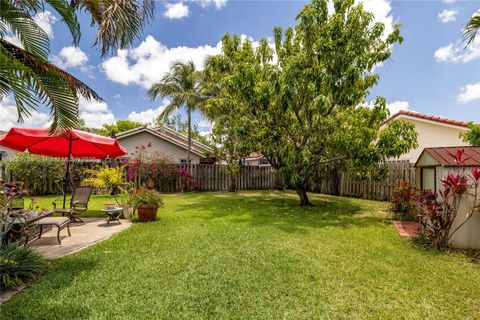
[241,152,270,166]
[115,125,215,164]
[0,130,18,160]
[415,146,480,249]
[382,110,469,163]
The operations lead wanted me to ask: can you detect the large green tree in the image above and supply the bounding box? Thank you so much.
[0,0,154,131]
[203,0,417,205]
[460,123,480,146]
[97,119,143,136]
[148,60,205,163]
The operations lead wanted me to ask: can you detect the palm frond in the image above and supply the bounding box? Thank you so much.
[45,0,81,44]
[0,39,102,131]
[464,11,480,46]
[0,0,50,59]
[71,0,155,56]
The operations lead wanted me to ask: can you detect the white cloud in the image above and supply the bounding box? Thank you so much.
[443,0,456,4]
[386,101,410,114]
[197,119,213,128]
[78,98,116,128]
[52,46,88,68]
[365,100,410,116]
[434,42,480,63]
[359,0,395,39]
[438,9,458,23]
[457,82,480,104]
[128,104,168,124]
[199,0,227,9]
[0,96,51,130]
[33,11,57,38]
[102,35,223,88]
[164,2,190,19]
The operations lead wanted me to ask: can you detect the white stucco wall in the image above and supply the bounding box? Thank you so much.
[0,145,18,160]
[388,117,468,163]
[118,131,202,164]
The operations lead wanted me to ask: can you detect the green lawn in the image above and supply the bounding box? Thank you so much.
[2,191,479,319]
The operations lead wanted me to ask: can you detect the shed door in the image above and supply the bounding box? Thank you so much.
[421,167,436,192]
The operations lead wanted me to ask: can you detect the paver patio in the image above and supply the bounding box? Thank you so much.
[392,220,420,237]
[30,217,132,259]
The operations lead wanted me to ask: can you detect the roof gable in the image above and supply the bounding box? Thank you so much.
[384,110,468,129]
[116,127,212,157]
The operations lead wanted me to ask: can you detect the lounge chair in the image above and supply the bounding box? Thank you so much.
[53,186,93,223]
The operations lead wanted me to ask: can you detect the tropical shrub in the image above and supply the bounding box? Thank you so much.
[0,242,47,290]
[391,181,417,220]
[82,166,130,196]
[179,167,195,192]
[416,150,480,249]
[5,154,64,195]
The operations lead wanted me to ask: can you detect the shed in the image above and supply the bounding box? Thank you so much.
[415,146,480,249]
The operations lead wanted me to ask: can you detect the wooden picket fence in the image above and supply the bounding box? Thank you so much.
[307,160,415,201]
[0,162,279,195]
[0,160,414,201]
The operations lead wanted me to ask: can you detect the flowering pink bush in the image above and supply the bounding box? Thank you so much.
[179,167,195,192]
[126,144,178,189]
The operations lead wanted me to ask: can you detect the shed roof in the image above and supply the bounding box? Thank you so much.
[417,146,480,167]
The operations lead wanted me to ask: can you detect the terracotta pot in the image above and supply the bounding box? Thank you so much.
[137,205,158,222]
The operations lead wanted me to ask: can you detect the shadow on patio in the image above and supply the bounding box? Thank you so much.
[30,218,132,259]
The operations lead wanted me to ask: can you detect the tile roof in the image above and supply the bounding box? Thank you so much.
[420,146,480,166]
[385,110,468,128]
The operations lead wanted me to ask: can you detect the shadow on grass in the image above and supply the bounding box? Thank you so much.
[2,256,98,319]
[172,191,384,234]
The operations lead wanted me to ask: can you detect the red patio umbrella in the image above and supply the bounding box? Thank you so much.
[0,128,127,208]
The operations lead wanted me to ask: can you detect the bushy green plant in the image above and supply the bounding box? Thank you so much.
[129,187,163,208]
[0,242,47,290]
[5,153,65,195]
[82,165,130,199]
[391,181,417,221]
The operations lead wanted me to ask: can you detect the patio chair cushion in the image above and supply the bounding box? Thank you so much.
[38,216,70,227]
[53,208,72,214]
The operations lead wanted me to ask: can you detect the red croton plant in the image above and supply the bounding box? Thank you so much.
[417,149,480,249]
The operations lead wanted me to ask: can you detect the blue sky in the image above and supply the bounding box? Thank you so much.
[1,0,479,133]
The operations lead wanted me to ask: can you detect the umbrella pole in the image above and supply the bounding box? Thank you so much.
[62,135,73,209]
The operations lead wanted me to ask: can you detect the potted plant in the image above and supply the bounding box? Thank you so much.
[130,187,163,222]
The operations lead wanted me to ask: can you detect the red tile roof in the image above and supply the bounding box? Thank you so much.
[421,146,480,166]
[385,110,468,128]
[247,151,263,159]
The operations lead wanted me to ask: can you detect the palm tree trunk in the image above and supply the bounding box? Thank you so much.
[187,107,192,163]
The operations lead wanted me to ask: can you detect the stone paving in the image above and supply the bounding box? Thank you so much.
[392,220,420,237]
[30,217,132,259]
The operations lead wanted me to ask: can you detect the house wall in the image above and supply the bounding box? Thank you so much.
[118,131,202,164]
[0,145,18,160]
[389,118,468,163]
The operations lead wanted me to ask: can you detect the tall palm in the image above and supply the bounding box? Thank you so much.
[148,61,203,163]
[464,9,480,46]
[0,0,154,131]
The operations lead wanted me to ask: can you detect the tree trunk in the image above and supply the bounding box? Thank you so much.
[187,108,192,163]
[295,180,312,206]
[228,174,237,192]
